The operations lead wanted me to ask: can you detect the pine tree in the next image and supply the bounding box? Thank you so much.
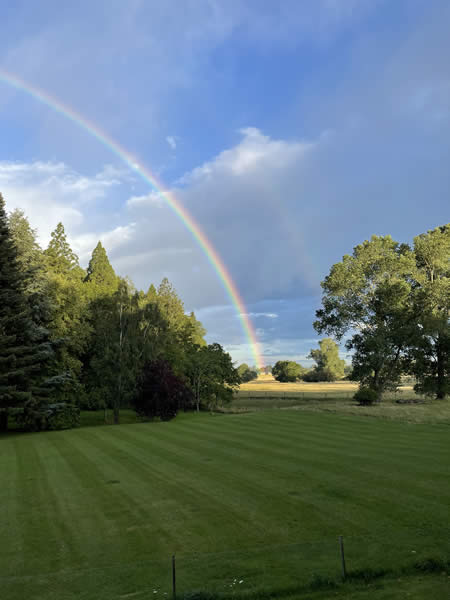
[8,209,51,327]
[157,278,186,330]
[0,195,53,431]
[84,241,118,293]
[44,223,90,382]
[44,222,80,275]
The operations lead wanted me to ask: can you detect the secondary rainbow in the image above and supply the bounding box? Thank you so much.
[0,68,263,370]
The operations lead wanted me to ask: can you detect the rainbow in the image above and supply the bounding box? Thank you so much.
[0,68,263,369]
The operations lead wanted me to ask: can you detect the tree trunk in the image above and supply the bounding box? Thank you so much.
[196,376,200,412]
[436,336,446,399]
[0,410,8,432]
[373,369,383,403]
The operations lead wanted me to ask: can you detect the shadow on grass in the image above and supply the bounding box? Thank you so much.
[180,557,449,600]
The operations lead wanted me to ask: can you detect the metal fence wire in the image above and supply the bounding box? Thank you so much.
[2,528,448,599]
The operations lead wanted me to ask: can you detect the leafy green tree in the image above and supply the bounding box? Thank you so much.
[344,364,354,379]
[187,343,240,411]
[88,280,142,422]
[0,195,54,431]
[272,360,305,382]
[184,311,207,346]
[237,363,258,382]
[314,235,418,401]
[408,225,450,398]
[307,338,345,381]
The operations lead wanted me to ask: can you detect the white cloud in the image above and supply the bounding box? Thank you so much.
[71,224,137,263]
[179,127,313,183]
[240,312,278,319]
[0,160,124,247]
[166,136,177,150]
[127,191,164,208]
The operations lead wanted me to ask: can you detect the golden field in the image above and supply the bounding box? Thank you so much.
[239,374,358,393]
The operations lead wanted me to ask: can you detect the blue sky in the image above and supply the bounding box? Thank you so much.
[1,0,449,366]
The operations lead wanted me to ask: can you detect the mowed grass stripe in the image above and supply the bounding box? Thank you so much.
[104,416,448,536]
[166,414,450,499]
[220,410,450,454]
[1,410,449,600]
[52,429,197,562]
[109,424,368,540]
[76,426,294,549]
[124,427,448,543]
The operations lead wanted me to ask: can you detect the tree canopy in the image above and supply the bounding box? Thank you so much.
[314,229,449,400]
[304,338,345,382]
[0,195,230,430]
[0,195,55,431]
[272,360,305,383]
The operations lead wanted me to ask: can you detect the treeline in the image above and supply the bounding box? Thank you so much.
[0,194,239,432]
[315,227,450,402]
[271,338,348,383]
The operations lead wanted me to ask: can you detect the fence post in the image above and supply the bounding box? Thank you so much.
[172,554,176,600]
[339,536,347,580]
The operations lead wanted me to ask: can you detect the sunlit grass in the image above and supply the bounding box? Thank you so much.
[1,410,448,599]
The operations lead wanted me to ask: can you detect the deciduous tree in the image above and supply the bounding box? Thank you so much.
[307,338,345,381]
[314,236,418,401]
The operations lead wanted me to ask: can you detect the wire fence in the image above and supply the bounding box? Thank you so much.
[233,389,429,403]
[3,528,449,599]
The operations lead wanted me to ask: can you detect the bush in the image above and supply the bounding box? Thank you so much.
[134,359,194,421]
[45,403,80,430]
[15,402,80,431]
[354,387,378,406]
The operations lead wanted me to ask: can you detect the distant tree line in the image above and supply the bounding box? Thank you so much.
[270,338,347,383]
[0,194,239,431]
[237,363,259,382]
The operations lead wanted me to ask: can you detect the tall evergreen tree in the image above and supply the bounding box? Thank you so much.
[8,209,51,327]
[44,222,80,275]
[0,195,53,431]
[84,241,118,293]
[156,277,186,330]
[44,223,90,383]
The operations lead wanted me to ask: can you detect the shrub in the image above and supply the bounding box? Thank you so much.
[354,387,378,406]
[15,402,80,431]
[45,403,80,430]
[412,557,449,573]
[134,359,193,421]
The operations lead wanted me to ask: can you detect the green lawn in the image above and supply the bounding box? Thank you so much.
[1,410,449,599]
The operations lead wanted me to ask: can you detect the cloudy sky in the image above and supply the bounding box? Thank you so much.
[1,1,449,366]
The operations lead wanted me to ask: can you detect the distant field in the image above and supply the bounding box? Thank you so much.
[239,374,413,395]
[241,373,358,391]
[1,410,449,599]
[234,376,449,424]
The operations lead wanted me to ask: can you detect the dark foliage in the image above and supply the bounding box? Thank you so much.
[354,387,378,406]
[134,359,193,420]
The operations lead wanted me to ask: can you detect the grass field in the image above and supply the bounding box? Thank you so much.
[1,410,449,599]
[239,374,360,394]
[233,376,450,425]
